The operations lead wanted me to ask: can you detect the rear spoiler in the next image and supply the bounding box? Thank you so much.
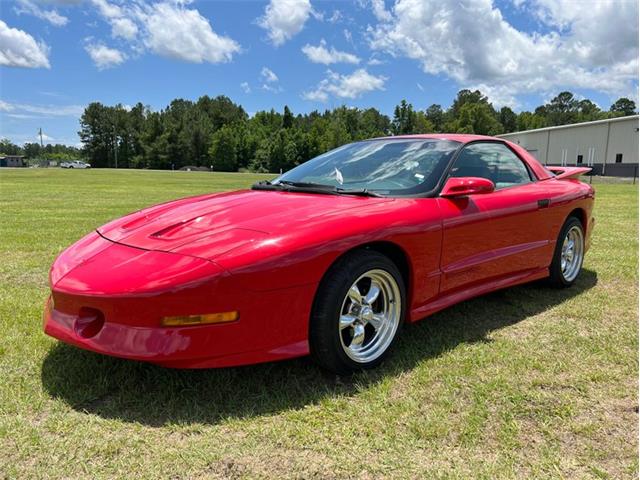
[546,166,592,180]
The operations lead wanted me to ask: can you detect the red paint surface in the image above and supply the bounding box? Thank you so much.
[44,135,595,368]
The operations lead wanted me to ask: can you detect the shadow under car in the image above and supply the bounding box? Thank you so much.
[41,269,597,427]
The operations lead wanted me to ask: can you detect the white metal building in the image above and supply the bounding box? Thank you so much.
[498,115,639,176]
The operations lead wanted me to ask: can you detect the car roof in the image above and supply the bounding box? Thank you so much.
[371,133,499,143]
[368,133,554,181]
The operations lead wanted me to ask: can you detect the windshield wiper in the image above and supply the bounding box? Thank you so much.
[252,180,274,188]
[279,181,384,197]
[335,187,384,197]
[252,180,335,194]
[252,180,383,197]
[278,180,338,190]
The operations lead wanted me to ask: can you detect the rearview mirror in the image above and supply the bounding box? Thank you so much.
[440,177,495,198]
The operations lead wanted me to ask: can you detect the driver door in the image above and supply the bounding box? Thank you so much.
[437,142,553,293]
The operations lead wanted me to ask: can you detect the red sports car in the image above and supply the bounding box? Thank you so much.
[44,134,595,374]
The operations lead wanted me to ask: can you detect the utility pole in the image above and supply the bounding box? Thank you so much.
[113,126,118,169]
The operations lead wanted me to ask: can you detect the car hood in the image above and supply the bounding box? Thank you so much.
[97,189,393,259]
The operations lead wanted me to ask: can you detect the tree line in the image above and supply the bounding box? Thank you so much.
[2,90,636,172]
[0,139,82,164]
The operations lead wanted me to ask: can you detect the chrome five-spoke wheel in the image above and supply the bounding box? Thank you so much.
[560,225,584,282]
[309,250,406,374]
[550,216,585,288]
[339,269,401,363]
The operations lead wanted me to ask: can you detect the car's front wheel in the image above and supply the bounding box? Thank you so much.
[310,250,405,374]
[549,216,585,287]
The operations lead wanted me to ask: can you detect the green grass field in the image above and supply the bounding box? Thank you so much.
[0,169,637,479]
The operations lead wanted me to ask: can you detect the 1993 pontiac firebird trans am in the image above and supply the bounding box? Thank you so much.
[44,134,595,374]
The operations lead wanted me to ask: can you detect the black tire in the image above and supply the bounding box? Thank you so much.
[309,249,406,375]
[548,216,585,288]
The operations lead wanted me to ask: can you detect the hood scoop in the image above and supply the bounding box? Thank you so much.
[151,216,206,240]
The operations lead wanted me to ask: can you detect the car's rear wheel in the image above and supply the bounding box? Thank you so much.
[309,250,405,374]
[549,216,585,287]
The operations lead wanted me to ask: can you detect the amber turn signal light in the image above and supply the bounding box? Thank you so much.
[161,311,239,327]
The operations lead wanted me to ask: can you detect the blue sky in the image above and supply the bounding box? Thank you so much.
[1,0,638,146]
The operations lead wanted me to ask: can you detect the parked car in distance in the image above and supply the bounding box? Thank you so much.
[44,134,595,374]
[61,161,91,169]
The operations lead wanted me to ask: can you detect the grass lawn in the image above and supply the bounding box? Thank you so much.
[0,168,637,479]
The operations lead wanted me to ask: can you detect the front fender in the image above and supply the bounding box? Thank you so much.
[212,198,443,311]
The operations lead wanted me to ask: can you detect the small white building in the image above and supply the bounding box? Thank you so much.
[498,115,639,176]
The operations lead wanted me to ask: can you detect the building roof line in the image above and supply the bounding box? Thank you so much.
[498,114,639,137]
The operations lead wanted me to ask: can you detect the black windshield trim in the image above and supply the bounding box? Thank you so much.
[252,182,338,196]
[251,181,383,197]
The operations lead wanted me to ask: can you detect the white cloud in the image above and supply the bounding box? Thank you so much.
[85,43,126,69]
[91,0,122,20]
[15,0,69,27]
[0,100,14,112]
[91,0,133,40]
[302,39,360,65]
[367,57,384,66]
[258,0,312,46]
[5,113,41,119]
[262,84,283,93]
[416,82,424,91]
[142,2,240,63]
[371,0,392,22]
[31,0,82,5]
[88,0,240,64]
[0,20,50,68]
[90,0,140,40]
[261,66,279,83]
[240,82,251,93]
[368,0,639,104]
[302,68,386,102]
[260,67,282,93]
[0,100,84,117]
[327,10,343,23]
[111,17,138,40]
[38,90,66,98]
[302,89,328,103]
[467,83,519,109]
[521,0,638,68]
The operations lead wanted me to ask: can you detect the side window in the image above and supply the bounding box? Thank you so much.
[449,143,532,189]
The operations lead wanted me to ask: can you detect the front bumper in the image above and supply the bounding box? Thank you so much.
[44,232,315,368]
[43,295,311,368]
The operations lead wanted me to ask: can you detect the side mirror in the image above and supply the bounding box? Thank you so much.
[440,177,495,198]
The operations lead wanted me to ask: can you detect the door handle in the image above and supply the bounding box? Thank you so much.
[537,199,550,209]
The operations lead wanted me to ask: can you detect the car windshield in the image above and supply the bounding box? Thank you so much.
[273,138,460,195]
